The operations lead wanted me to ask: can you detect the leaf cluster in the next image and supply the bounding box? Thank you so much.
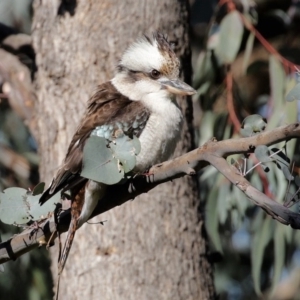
[192,0,300,297]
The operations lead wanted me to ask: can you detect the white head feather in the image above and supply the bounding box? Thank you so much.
[120,37,165,73]
[112,33,180,102]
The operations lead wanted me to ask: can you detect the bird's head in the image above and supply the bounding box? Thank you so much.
[112,32,196,101]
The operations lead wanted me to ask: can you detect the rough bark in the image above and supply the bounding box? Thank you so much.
[31,0,215,299]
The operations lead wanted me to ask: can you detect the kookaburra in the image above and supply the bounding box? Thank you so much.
[39,32,195,274]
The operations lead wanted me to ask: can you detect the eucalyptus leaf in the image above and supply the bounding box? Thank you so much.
[231,208,240,229]
[215,11,244,64]
[251,216,273,295]
[286,83,300,102]
[0,187,31,225]
[242,32,255,74]
[230,158,239,167]
[110,134,141,173]
[82,133,141,185]
[218,183,230,225]
[193,51,215,88]
[270,223,285,295]
[205,186,223,253]
[32,182,45,196]
[0,186,61,225]
[240,114,267,137]
[269,55,285,109]
[283,223,293,244]
[270,148,290,165]
[275,161,293,181]
[268,55,286,129]
[269,148,293,181]
[254,145,272,163]
[81,136,124,185]
[240,127,254,137]
[234,186,249,216]
[28,192,61,220]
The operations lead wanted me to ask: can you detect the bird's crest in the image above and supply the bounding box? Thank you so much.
[119,31,180,78]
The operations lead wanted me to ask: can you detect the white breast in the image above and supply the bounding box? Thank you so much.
[135,93,183,171]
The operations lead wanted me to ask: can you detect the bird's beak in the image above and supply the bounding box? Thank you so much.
[159,78,196,96]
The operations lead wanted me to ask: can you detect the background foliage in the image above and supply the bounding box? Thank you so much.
[1,0,300,299]
[191,0,300,299]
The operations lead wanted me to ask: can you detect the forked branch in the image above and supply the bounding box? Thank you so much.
[1,122,300,264]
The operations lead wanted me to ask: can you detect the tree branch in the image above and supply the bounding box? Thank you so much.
[1,122,300,264]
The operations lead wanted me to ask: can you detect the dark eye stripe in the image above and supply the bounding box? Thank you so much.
[129,69,139,74]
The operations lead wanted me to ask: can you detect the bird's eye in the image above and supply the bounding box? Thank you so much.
[150,69,161,79]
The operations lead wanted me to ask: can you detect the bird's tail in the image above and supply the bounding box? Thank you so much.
[58,217,78,275]
[55,216,78,300]
[55,186,85,299]
[58,185,86,274]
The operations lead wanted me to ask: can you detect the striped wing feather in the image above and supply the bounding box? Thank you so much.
[40,81,149,204]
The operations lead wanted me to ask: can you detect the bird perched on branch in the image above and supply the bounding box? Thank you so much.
[39,32,195,276]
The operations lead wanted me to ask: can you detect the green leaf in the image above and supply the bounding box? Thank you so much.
[32,182,45,196]
[251,172,263,192]
[231,208,240,229]
[199,111,217,146]
[276,161,293,181]
[81,136,124,185]
[218,182,230,225]
[273,162,288,203]
[242,32,255,74]
[234,186,249,216]
[270,223,285,295]
[267,55,286,129]
[269,55,285,108]
[205,185,223,253]
[286,82,300,102]
[251,216,273,295]
[0,187,31,225]
[110,134,141,173]
[197,81,211,97]
[254,145,272,163]
[0,186,61,225]
[240,114,267,137]
[269,148,293,181]
[28,192,61,220]
[81,133,141,185]
[193,51,215,88]
[216,11,244,64]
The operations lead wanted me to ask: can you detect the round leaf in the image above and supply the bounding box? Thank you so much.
[110,134,141,173]
[81,136,124,185]
[254,145,272,163]
[0,187,31,225]
[240,114,267,137]
[28,192,61,220]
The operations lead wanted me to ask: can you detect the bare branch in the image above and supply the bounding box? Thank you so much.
[1,122,300,264]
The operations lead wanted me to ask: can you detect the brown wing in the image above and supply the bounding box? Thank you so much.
[40,81,149,204]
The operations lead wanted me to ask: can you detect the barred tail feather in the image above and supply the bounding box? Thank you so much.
[58,217,78,274]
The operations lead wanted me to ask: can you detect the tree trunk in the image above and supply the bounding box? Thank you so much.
[31,0,215,299]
